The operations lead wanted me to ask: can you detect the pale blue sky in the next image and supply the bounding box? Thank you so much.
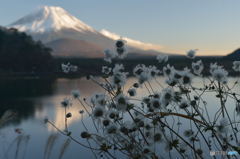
[1,0,240,55]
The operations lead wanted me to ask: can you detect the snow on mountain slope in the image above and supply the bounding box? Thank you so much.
[9,6,115,49]
[8,6,163,57]
[100,29,162,51]
[10,6,96,33]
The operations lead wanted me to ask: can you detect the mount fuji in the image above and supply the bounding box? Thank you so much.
[9,6,162,57]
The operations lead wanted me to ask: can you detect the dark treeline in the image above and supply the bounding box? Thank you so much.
[0,27,54,73]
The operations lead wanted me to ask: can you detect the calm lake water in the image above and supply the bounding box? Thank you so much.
[0,77,239,159]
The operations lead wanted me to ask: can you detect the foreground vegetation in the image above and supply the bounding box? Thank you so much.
[44,40,240,158]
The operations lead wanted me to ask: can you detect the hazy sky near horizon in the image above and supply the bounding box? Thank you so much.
[0,0,240,55]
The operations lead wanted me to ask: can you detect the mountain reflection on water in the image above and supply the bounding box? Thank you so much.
[0,78,101,128]
[0,79,54,127]
[0,77,105,159]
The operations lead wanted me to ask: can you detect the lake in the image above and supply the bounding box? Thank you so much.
[0,77,239,159]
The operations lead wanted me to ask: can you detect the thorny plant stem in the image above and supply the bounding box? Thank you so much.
[218,82,225,118]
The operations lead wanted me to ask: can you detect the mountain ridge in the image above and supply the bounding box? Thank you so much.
[226,48,240,60]
[8,6,163,57]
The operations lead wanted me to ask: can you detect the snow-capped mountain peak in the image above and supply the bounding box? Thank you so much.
[8,6,163,57]
[9,6,96,33]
